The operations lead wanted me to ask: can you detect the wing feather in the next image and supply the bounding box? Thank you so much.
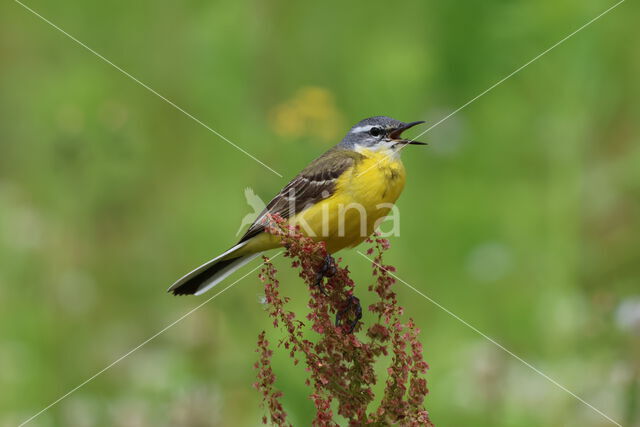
[238,148,363,243]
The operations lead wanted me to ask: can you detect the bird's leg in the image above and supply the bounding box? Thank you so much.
[313,254,336,295]
[313,255,361,333]
[335,295,362,334]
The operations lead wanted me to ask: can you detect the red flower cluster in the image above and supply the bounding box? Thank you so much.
[253,216,433,426]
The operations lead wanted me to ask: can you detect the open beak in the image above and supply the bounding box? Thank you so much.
[389,121,427,145]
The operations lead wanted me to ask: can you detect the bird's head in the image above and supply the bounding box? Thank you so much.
[339,116,426,152]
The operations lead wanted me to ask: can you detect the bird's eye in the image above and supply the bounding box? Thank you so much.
[369,127,382,137]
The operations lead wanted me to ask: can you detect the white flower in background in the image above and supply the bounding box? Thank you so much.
[615,297,640,335]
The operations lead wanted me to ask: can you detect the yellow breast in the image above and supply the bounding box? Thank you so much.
[293,148,406,253]
[340,148,406,208]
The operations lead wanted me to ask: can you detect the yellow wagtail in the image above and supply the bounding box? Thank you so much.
[169,116,425,296]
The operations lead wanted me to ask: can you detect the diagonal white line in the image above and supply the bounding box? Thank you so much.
[356,0,625,178]
[13,0,283,178]
[357,251,622,426]
[18,252,283,427]
[411,0,625,140]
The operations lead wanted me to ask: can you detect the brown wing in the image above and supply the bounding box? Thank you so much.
[238,148,363,243]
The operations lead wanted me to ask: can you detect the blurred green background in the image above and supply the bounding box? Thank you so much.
[1,0,639,425]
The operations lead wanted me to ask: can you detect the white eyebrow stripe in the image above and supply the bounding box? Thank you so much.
[350,125,375,133]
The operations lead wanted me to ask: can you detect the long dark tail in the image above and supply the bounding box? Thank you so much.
[168,243,261,296]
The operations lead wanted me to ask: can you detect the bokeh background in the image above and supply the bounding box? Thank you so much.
[1,0,639,425]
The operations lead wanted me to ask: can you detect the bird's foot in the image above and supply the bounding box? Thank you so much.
[336,295,362,334]
[313,254,336,296]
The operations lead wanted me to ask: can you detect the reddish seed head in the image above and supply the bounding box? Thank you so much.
[254,215,432,426]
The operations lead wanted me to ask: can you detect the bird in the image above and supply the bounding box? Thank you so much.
[168,116,425,296]
[235,187,267,237]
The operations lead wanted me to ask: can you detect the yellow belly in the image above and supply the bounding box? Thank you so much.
[243,149,406,254]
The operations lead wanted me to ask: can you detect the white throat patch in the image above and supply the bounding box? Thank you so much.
[354,141,400,157]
